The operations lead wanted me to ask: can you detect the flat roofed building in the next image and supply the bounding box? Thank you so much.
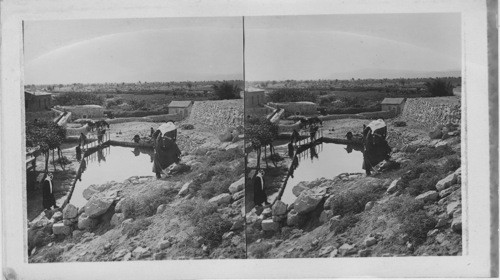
[381,98,406,115]
[167,100,193,119]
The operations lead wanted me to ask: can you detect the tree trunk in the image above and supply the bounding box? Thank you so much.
[264,145,269,168]
[44,151,49,173]
[270,144,278,168]
[256,148,261,169]
[52,149,57,171]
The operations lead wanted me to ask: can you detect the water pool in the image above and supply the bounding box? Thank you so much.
[281,143,364,205]
[70,146,155,208]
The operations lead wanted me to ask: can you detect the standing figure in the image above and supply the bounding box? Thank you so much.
[287,141,294,158]
[253,169,269,207]
[291,129,300,144]
[362,120,391,175]
[75,145,82,161]
[79,132,87,147]
[132,134,141,143]
[150,127,155,138]
[42,173,57,210]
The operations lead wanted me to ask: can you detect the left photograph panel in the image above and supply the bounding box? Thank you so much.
[24,17,245,262]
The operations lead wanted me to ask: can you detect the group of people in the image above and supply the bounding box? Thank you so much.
[151,122,181,179]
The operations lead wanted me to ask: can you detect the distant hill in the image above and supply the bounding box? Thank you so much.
[329,69,461,80]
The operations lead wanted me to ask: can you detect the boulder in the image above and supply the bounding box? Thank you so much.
[261,219,279,232]
[232,190,244,201]
[435,218,448,228]
[52,211,63,222]
[439,185,459,198]
[451,210,462,233]
[323,196,334,210]
[52,222,71,236]
[319,210,333,224]
[77,213,97,230]
[208,193,232,206]
[446,201,461,217]
[436,173,457,192]
[293,189,323,214]
[231,235,243,247]
[364,236,377,247]
[365,201,375,211]
[415,191,439,202]
[228,177,245,194]
[222,231,235,240]
[272,200,288,216]
[272,214,287,223]
[62,204,78,220]
[338,243,356,256]
[30,214,50,229]
[72,230,83,239]
[110,213,125,227]
[286,210,304,227]
[82,187,98,200]
[318,245,335,256]
[158,240,172,250]
[132,246,150,259]
[230,217,244,231]
[178,181,192,196]
[114,199,124,213]
[84,195,114,218]
[386,179,400,194]
[429,128,443,139]
[358,249,372,257]
[156,204,167,215]
[292,182,309,197]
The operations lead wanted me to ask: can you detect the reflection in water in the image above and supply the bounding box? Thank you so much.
[69,146,154,208]
[281,143,364,205]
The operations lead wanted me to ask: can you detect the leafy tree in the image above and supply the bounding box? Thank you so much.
[212,81,241,100]
[245,117,279,168]
[26,120,66,172]
[425,78,454,97]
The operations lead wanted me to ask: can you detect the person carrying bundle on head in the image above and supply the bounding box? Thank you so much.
[362,119,391,176]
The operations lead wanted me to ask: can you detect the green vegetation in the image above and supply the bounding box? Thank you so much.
[121,186,178,219]
[212,81,241,100]
[268,88,316,103]
[53,92,105,106]
[425,78,454,97]
[195,213,232,248]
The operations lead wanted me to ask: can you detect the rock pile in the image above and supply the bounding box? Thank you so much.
[402,97,461,128]
[188,100,243,134]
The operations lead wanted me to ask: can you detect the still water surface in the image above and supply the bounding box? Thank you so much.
[281,143,364,205]
[70,146,154,207]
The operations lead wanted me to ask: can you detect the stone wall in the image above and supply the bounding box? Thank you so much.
[401,97,461,128]
[188,100,244,133]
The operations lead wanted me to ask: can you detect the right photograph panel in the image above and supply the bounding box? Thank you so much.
[244,14,462,259]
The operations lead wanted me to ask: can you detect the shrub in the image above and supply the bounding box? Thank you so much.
[393,121,407,127]
[330,189,382,216]
[44,247,63,263]
[442,155,461,173]
[195,213,232,248]
[123,218,152,238]
[406,174,440,196]
[414,146,455,163]
[199,175,233,199]
[212,81,242,100]
[400,211,436,245]
[206,149,244,166]
[249,242,273,259]
[331,214,360,235]
[180,124,194,130]
[121,186,177,218]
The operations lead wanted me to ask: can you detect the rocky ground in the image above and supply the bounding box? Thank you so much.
[27,118,246,262]
[246,116,462,259]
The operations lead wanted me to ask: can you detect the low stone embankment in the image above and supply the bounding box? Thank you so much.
[188,100,243,133]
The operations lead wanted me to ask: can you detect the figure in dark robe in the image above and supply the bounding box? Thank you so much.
[253,169,269,206]
[150,127,155,138]
[75,145,82,161]
[362,120,391,175]
[291,129,300,144]
[288,141,294,158]
[42,173,57,210]
[152,133,181,179]
[79,133,87,147]
[132,134,141,143]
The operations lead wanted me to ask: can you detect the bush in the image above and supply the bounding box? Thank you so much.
[123,218,152,238]
[121,186,178,218]
[330,189,382,216]
[331,214,360,235]
[414,146,455,163]
[249,242,273,259]
[400,211,436,245]
[393,121,407,127]
[180,124,194,130]
[195,213,232,248]
[199,175,234,199]
[406,174,440,196]
[212,81,241,100]
[206,149,244,166]
[44,247,63,263]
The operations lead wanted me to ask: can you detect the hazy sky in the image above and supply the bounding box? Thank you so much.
[24,14,461,84]
[245,13,461,81]
[24,17,244,84]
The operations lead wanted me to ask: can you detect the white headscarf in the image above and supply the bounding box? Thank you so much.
[45,173,53,193]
